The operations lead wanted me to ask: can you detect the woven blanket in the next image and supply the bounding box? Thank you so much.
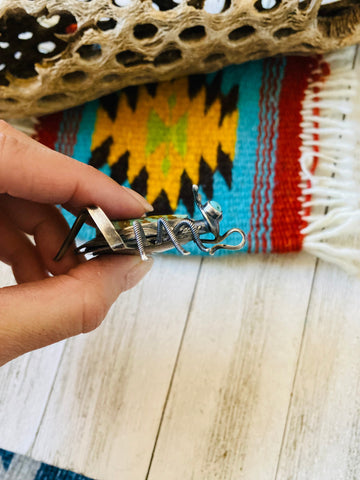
[0,448,92,480]
[30,46,360,273]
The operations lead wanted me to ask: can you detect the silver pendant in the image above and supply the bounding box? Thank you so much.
[55,185,246,261]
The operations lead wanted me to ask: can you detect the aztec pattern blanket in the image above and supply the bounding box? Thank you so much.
[31,46,360,273]
[2,46,359,480]
[0,448,92,480]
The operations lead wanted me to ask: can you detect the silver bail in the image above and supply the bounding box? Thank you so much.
[192,184,223,237]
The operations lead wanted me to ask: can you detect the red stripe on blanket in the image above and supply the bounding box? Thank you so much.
[301,59,331,222]
[35,107,84,158]
[249,59,273,253]
[262,59,282,252]
[57,108,83,157]
[249,61,266,253]
[249,58,283,253]
[271,57,314,253]
[35,112,64,149]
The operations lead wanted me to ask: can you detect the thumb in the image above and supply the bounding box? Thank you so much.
[0,255,152,365]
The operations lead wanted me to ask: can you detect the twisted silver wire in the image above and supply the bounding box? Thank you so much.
[174,219,210,253]
[156,218,190,255]
[133,220,149,261]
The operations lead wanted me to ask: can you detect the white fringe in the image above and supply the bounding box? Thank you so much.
[300,46,360,275]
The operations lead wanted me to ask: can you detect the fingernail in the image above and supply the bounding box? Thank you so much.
[123,187,154,213]
[125,256,153,291]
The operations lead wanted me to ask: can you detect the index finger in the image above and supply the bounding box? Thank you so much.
[0,254,153,366]
[0,121,153,219]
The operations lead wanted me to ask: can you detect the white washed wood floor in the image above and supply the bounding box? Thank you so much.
[1,47,360,480]
[2,252,360,480]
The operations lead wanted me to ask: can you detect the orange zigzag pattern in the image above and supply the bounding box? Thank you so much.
[91,76,238,211]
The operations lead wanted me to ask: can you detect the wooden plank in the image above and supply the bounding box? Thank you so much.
[274,48,360,480]
[0,343,66,455]
[147,253,316,480]
[0,264,66,455]
[28,256,201,480]
[275,259,360,480]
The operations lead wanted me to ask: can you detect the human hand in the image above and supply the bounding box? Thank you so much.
[0,121,153,366]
